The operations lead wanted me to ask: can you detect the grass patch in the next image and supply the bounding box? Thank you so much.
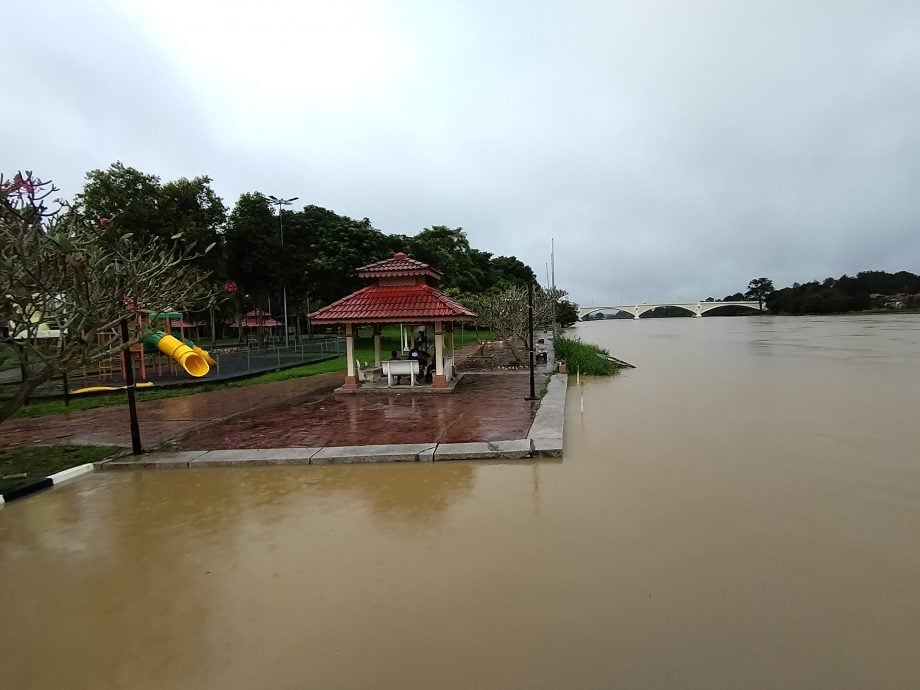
[0,445,119,494]
[554,335,620,376]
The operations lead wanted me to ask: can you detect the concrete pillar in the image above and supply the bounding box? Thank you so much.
[432,319,447,388]
[343,323,358,389]
[373,325,382,366]
[695,302,702,317]
[634,305,640,320]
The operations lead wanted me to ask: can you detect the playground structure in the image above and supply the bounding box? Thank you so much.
[77,311,216,391]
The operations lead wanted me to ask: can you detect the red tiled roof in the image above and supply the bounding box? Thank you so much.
[356,252,442,280]
[309,284,476,322]
[230,311,281,328]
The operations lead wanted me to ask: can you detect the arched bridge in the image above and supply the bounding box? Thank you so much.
[579,301,763,319]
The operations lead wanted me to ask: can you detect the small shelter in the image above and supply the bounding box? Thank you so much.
[309,252,477,390]
[229,309,281,340]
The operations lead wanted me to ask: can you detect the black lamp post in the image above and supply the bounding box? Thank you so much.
[526,281,538,401]
[120,318,142,455]
[268,195,299,348]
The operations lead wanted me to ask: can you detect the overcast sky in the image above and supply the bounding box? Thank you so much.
[6,0,920,304]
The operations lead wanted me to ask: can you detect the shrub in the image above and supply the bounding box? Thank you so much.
[554,335,619,376]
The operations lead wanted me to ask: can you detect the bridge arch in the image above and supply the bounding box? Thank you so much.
[580,306,635,319]
[635,304,696,318]
[579,300,762,320]
[698,301,762,316]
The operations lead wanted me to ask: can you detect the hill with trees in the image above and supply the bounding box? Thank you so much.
[724,272,920,315]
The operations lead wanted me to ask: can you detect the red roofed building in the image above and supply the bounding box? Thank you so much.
[309,252,476,390]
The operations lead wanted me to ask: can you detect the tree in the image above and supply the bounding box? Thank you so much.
[745,277,774,310]
[225,192,280,301]
[555,299,579,327]
[80,163,227,276]
[466,284,567,362]
[159,176,227,275]
[0,172,216,423]
[78,162,164,244]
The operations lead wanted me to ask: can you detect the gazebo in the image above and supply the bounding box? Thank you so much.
[308,252,477,390]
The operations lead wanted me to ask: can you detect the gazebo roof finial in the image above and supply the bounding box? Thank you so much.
[355,252,442,281]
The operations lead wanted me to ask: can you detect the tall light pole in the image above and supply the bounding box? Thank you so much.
[268,194,298,347]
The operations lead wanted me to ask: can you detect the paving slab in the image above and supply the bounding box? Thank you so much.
[191,448,321,466]
[531,437,564,458]
[434,442,500,461]
[311,443,437,464]
[102,451,208,470]
[489,438,533,459]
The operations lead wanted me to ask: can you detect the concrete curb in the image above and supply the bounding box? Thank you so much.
[0,462,96,505]
[98,372,569,469]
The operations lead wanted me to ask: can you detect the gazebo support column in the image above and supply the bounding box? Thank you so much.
[432,319,448,388]
[343,323,359,389]
[373,325,382,367]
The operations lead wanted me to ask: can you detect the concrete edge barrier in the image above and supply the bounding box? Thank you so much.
[312,443,438,464]
[91,371,569,471]
[0,462,97,505]
[528,373,568,441]
[191,448,322,466]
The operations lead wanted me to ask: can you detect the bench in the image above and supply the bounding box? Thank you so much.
[381,359,420,386]
[355,359,382,383]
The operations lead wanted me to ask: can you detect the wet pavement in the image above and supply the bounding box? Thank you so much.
[175,373,542,449]
[0,373,343,449]
[0,338,553,451]
[0,372,544,450]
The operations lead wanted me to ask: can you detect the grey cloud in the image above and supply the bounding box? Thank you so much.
[5,0,920,305]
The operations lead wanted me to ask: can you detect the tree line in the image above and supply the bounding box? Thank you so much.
[723,272,920,315]
[78,162,547,336]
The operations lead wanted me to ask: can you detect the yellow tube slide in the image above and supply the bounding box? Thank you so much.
[193,345,217,367]
[155,334,209,377]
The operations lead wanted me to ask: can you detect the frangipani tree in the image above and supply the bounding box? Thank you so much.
[0,171,217,422]
[466,284,567,362]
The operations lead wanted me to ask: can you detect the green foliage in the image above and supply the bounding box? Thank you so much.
[301,210,392,306]
[555,299,579,327]
[767,271,920,314]
[554,335,619,376]
[159,176,227,274]
[399,225,536,294]
[225,192,279,299]
[78,163,226,275]
[745,277,775,310]
[78,162,163,243]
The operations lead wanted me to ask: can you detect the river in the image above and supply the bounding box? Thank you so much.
[1,315,918,689]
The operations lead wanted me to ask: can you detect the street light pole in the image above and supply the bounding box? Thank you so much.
[268,195,299,348]
[526,281,538,401]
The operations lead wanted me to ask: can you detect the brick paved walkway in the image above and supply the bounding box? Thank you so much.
[175,373,540,449]
[0,337,550,450]
[0,373,342,449]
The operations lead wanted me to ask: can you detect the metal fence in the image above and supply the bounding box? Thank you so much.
[0,337,345,398]
[206,338,344,379]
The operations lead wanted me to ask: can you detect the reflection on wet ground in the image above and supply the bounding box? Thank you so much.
[178,373,540,448]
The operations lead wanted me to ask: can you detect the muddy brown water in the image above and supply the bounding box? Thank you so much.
[1,315,919,689]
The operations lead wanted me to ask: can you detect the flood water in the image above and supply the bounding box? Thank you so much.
[2,315,919,689]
